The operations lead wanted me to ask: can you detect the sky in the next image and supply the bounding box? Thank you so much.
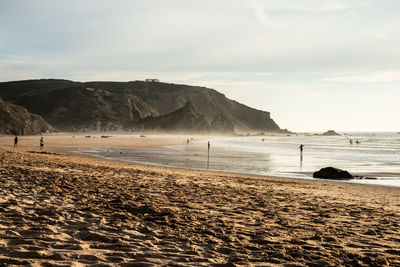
[1,0,399,132]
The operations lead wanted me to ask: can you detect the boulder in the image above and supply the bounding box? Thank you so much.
[313,167,353,180]
[321,130,340,136]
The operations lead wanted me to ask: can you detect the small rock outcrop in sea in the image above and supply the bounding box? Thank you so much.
[321,130,340,136]
[313,167,353,180]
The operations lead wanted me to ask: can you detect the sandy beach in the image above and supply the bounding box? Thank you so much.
[0,134,399,266]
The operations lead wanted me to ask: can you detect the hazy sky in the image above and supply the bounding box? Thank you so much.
[1,0,399,132]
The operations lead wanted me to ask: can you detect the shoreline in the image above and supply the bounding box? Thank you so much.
[73,144,400,189]
[2,133,399,188]
[77,149,400,190]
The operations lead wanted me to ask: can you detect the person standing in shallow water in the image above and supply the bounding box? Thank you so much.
[207,141,210,169]
[14,136,18,148]
[40,137,44,150]
[299,144,304,154]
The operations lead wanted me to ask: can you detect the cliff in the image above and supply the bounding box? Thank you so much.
[0,79,282,133]
[0,98,54,135]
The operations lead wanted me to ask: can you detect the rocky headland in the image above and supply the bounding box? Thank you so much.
[0,79,282,134]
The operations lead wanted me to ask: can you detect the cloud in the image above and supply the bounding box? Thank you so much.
[1,0,398,76]
[247,0,268,25]
[322,71,400,82]
[246,0,374,13]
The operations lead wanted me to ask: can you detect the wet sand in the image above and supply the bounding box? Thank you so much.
[0,134,400,266]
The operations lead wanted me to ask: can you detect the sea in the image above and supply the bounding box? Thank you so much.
[80,132,400,187]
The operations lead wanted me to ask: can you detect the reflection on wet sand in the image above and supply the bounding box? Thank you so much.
[300,154,303,170]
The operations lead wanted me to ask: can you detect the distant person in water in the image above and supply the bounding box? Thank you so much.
[14,136,18,148]
[207,141,211,164]
[299,144,304,154]
[349,139,353,145]
[40,137,44,150]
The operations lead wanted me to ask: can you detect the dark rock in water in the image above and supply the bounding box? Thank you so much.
[313,167,353,180]
[321,130,340,136]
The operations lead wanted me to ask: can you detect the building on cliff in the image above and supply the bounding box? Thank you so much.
[145,78,159,82]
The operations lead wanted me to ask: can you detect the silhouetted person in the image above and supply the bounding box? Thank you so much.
[14,136,18,148]
[40,137,44,150]
[207,141,210,169]
[349,139,353,145]
[299,144,304,154]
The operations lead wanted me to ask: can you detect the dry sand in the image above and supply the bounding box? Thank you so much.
[0,134,399,266]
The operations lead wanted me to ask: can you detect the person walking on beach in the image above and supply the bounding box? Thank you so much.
[40,137,44,150]
[14,136,18,148]
[299,144,304,154]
